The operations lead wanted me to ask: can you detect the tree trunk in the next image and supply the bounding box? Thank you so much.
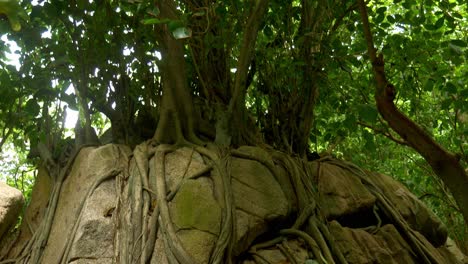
[358,0,468,225]
[153,0,201,145]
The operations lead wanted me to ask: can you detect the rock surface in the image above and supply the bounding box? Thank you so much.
[0,182,24,240]
[1,144,466,264]
[231,146,289,255]
[316,161,376,219]
[41,144,130,264]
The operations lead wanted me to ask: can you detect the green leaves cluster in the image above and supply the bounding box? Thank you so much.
[0,0,27,31]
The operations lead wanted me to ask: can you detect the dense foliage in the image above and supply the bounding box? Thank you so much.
[0,0,466,250]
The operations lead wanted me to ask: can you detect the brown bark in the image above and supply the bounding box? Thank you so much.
[295,0,321,158]
[153,0,202,145]
[358,0,468,225]
[228,0,270,146]
[229,0,270,113]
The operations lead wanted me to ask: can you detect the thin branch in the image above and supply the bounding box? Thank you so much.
[329,3,358,34]
[357,0,377,62]
[229,0,269,113]
[0,127,13,152]
[357,121,410,146]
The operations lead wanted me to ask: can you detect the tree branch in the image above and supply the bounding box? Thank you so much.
[0,127,13,152]
[357,0,468,225]
[229,0,269,113]
[357,121,410,146]
[329,2,358,34]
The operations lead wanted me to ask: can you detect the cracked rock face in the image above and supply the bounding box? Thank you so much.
[151,146,289,263]
[3,144,466,264]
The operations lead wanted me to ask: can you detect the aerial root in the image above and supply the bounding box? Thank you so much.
[59,168,122,263]
[193,145,235,263]
[154,144,195,264]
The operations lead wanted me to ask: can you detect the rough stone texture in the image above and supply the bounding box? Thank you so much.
[315,162,376,219]
[441,238,468,264]
[274,163,297,211]
[169,178,221,264]
[2,145,466,264]
[329,220,461,264]
[158,147,207,194]
[40,144,130,264]
[68,257,113,264]
[151,145,290,262]
[151,146,219,264]
[0,182,24,240]
[242,239,310,264]
[151,228,216,264]
[231,146,289,255]
[68,180,117,261]
[330,220,417,263]
[366,172,448,247]
[176,229,217,264]
[151,229,169,264]
[171,179,221,235]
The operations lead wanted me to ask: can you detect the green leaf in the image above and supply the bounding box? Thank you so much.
[24,99,40,117]
[460,89,468,98]
[77,0,87,10]
[168,20,184,32]
[402,0,414,9]
[358,105,379,123]
[454,100,466,111]
[448,43,463,55]
[146,7,159,17]
[380,22,391,28]
[440,98,452,109]
[362,130,376,152]
[376,7,387,14]
[452,12,463,19]
[374,14,385,23]
[434,17,444,29]
[263,26,273,37]
[0,0,28,31]
[423,23,436,31]
[141,18,171,25]
[423,79,434,91]
[450,39,467,47]
[343,115,358,130]
[446,82,457,94]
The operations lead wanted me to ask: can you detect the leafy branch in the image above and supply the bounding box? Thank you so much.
[357,121,409,147]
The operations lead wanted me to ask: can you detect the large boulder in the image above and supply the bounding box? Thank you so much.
[314,161,376,219]
[0,182,24,240]
[231,146,289,255]
[366,171,448,247]
[40,144,130,264]
[1,144,466,264]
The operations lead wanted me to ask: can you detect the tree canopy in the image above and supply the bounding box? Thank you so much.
[0,0,467,247]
